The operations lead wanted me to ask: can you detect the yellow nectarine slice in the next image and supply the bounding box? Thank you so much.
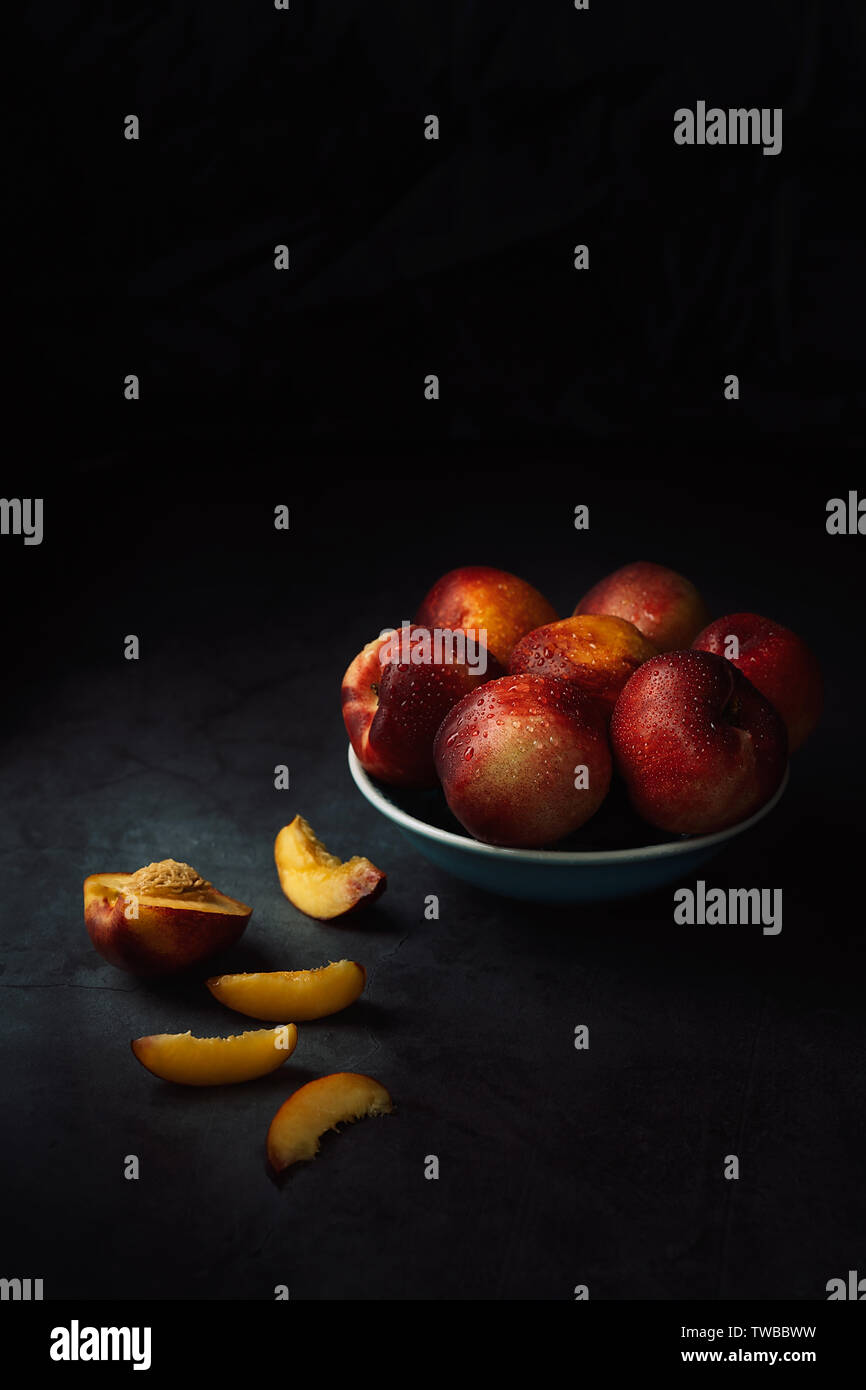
[131,1024,298,1086]
[207,960,366,1022]
[274,816,386,920]
[267,1072,393,1172]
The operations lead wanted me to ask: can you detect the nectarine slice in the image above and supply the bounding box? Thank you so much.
[207,960,366,1022]
[274,816,386,920]
[84,861,251,976]
[131,1024,298,1086]
[266,1072,393,1172]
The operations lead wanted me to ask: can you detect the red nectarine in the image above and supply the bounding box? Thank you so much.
[574,561,708,652]
[416,566,558,667]
[610,650,787,834]
[434,674,611,847]
[692,613,822,752]
[342,625,502,786]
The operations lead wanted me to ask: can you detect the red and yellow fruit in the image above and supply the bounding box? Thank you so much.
[342,626,502,786]
[415,566,558,668]
[84,859,251,976]
[509,614,656,716]
[433,674,611,847]
[574,561,708,652]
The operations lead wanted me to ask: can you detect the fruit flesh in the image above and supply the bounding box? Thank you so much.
[85,873,249,915]
[131,1025,298,1085]
[274,816,385,920]
[207,961,366,1021]
[267,1072,393,1171]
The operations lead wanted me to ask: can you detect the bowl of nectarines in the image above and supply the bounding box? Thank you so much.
[342,564,820,903]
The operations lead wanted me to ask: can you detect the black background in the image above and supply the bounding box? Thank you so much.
[4,1,865,1304]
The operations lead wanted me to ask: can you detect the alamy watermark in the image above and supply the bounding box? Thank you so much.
[378,621,490,675]
[0,497,43,545]
[674,880,782,935]
[674,103,782,157]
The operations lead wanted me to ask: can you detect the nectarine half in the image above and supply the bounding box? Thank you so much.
[84,861,251,976]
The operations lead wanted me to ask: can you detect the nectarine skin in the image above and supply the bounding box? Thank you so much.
[610,650,787,835]
[341,628,503,787]
[509,615,656,715]
[415,566,558,667]
[84,875,251,977]
[692,613,822,752]
[434,674,611,848]
[574,561,708,652]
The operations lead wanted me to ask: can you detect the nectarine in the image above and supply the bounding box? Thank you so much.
[574,561,708,652]
[274,816,385,920]
[267,1072,393,1173]
[433,674,611,847]
[207,960,366,1022]
[415,566,558,667]
[692,613,822,752]
[509,614,657,715]
[131,1024,298,1086]
[342,626,502,786]
[610,650,787,834]
[84,860,251,976]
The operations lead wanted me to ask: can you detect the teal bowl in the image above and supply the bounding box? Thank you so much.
[348,747,789,903]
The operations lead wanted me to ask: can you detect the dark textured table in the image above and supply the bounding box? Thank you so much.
[1,459,862,1300]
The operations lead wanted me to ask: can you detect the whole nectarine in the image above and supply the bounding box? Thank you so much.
[342,625,502,786]
[574,561,708,652]
[610,650,787,834]
[692,613,822,752]
[415,566,558,667]
[433,674,611,847]
[509,614,657,715]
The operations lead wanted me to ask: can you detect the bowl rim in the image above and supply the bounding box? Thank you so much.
[348,746,790,865]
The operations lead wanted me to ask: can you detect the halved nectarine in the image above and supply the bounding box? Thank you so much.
[131,1024,298,1085]
[267,1072,393,1172]
[274,817,385,920]
[85,859,251,976]
[207,960,366,1022]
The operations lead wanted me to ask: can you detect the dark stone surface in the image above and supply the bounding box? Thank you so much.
[1,458,862,1300]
